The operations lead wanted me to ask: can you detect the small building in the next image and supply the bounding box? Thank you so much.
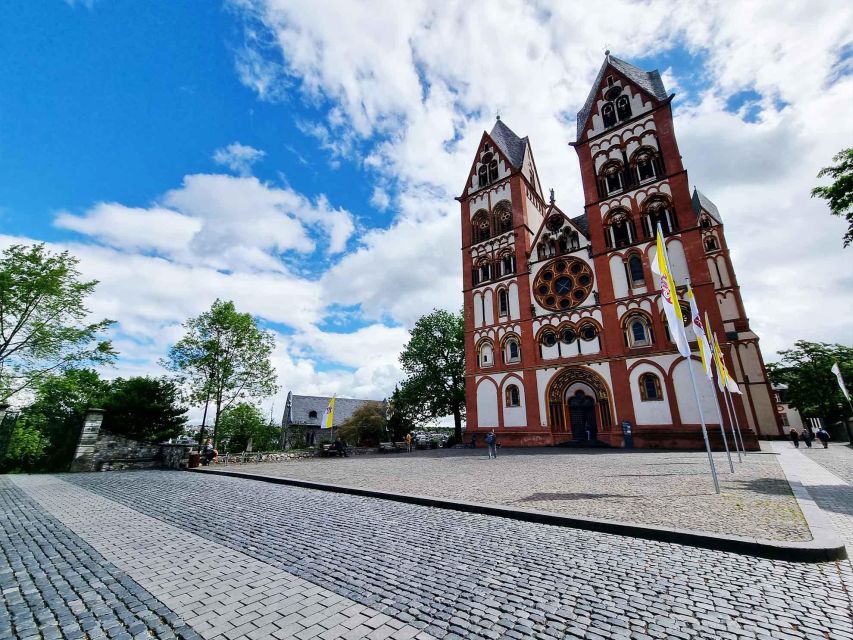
[280,391,382,448]
[772,383,804,431]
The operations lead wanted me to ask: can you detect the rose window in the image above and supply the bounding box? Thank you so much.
[533,258,594,311]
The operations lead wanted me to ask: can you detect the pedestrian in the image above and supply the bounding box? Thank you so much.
[485,430,497,459]
[333,436,348,457]
[816,427,830,449]
[405,432,413,452]
[470,433,477,449]
[789,428,799,448]
[202,438,217,465]
[801,427,813,448]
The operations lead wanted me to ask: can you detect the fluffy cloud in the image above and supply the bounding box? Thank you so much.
[213,142,267,176]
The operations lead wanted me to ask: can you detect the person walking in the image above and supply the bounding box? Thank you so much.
[789,428,800,448]
[485,430,497,459]
[405,432,413,452]
[816,427,830,449]
[801,427,813,448]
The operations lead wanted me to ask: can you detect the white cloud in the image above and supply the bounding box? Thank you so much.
[213,142,267,176]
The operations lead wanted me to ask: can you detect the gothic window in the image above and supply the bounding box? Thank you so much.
[472,210,491,243]
[600,161,624,195]
[489,158,499,182]
[505,384,520,407]
[602,102,617,128]
[616,95,632,121]
[479,262,491,283]
[501,253,515,276]
[700,215,713,229]
[504,337,520,363]
[605,210,635,249]
[704,237,719,252]
[628,254,645,287]
[478,341,494,368]
[478,165,488,187]
[494,200,513,234]
[639,373,663,401]
[532,258,595,311]
[632,147,662,183]
[498,289,508,317]
[643,198,677,239]
[624,313,653,348]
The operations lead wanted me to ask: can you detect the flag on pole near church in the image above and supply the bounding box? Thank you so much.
[651,224,690,358]
[832,362,850,401]
[323,395,336,429]
[707,320,742,395]
[687,285,713,380]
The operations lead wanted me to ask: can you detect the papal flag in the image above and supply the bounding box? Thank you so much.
[651,224,691,357]
[708,322,742,395]
[323,395,336,429]
[687,285,713,380]
[831,362,850,401]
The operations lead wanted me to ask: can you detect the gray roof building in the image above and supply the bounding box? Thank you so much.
[282,391,381,429]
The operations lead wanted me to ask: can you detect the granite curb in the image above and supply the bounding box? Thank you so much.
[188,467,847,563]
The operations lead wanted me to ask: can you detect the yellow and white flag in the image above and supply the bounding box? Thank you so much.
[687,285,713,380]
[831,362,850,401]
[651,224,690,357]
[706,318,742,395]
[323,395,336,429]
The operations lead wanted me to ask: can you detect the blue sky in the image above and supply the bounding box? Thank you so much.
[1,1,851,415]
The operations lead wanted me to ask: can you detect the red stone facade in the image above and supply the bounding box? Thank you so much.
[460,54,781,450]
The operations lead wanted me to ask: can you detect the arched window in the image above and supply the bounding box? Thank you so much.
[632,147,662,183]
[504,337,520,363]
[541,330,557,347]
[501,253,515,276]
[616,95,632,121]
[479,261,491,283]
[602,102,617,128]
[599,161,624,196]
[497,289,508,317]
[605,210,634,249]
[488,158,499,182]
[700,215,713,229]
[308,410,318,419]
[704,237,719,252]
[624,314,653,348]
[560,326,577,344]
[639,373,663,401]
[472,210,491,243]
[472,266,480,286]
[643,198,677,239]
[478,165,488,188]
[505,384,520,407]
[478,341,494,368]
[579,324,598,341]
[493,201,513,234]
[627,254,645,287]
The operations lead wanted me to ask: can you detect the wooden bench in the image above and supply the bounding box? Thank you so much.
[320,443,347,457]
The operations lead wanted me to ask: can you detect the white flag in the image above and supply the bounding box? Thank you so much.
[650,224,691,358]
[687,285,713,381]
[832,362,850,401]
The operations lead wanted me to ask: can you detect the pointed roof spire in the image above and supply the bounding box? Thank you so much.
[489,118,528,169]
[549,188,555,205]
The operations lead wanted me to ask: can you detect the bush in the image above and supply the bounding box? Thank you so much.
[337,402,386,446]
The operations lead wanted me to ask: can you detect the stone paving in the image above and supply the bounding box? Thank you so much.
[231,447,810,541]
[0,476,200,640]
[800,442,853,484]
[46,470,853,639]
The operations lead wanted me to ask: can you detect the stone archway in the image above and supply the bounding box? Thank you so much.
[546,366,614,440]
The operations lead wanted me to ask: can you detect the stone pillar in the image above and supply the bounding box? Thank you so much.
[69,408,105,472]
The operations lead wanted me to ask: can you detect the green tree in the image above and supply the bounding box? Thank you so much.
[0,244,116,401]
[766,341,853,430]
[337,402,386,446]
[398,309,465,440]
[100,376,188,443]
[217,402,279,452]
[386,386,416,441]
[3,414,47,472]
[162,299,278,447]
[812,147,853,247]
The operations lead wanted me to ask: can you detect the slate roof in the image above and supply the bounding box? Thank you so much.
[283,393,381,428]
[570,213,590,238]
[576,54,669,140]
[691,188,723,223]
[489,118,529,169]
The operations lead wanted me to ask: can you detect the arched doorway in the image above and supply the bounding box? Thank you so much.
[547,366,613,441]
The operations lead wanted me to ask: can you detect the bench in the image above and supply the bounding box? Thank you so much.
[320,443,348,457]
[378,442,397,453]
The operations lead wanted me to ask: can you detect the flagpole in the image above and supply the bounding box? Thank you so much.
[725,387,747,455]
[711,380,736,469]
[687,357,721,493]
[715,385,741,463]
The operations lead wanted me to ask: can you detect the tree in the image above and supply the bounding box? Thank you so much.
[398,309,465,440]
[812,147,853,247]
[386,386,417,441]
[217,402,279,452]
[100,376,188,443]
[0,244,116,402]
[162,299,278,447]
[337,402,386,446]
[766,341,853,430]
[3,414,47,473]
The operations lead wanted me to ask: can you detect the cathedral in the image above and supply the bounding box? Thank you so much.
[460,53,782,449]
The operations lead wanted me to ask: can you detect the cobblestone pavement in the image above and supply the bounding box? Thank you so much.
[48,470,853,640]
[0,476,200,640]
[231,446,809,541]
[800,442,853,484]
[11,475,436,640]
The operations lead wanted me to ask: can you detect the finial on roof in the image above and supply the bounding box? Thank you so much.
[605,48,610,59]
[496,109,501,121]
[549,188,555,205]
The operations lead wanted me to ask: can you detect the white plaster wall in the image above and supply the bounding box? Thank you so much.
[673,359,717,424]
[536,368,558,426]
[610,255,629,299]
[541,343,560,360]
[666,239,690,286]
[484,289,495,325]
[476,379,499,428]
[502,378,526,427]
[579,335,601,356]
[474,292,484,327]
[715,256,731,287]
[708,257,722,288]
[717,293,739,322]
[629,364,673,425]
[509,282,520,320]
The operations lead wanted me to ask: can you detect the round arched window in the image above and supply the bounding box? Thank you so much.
[580,324,598,341]
[532,258,594,312]
[560,327,577,344]
[541,331,557,347]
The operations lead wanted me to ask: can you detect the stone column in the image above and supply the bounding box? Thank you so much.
[69,408,105,472]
